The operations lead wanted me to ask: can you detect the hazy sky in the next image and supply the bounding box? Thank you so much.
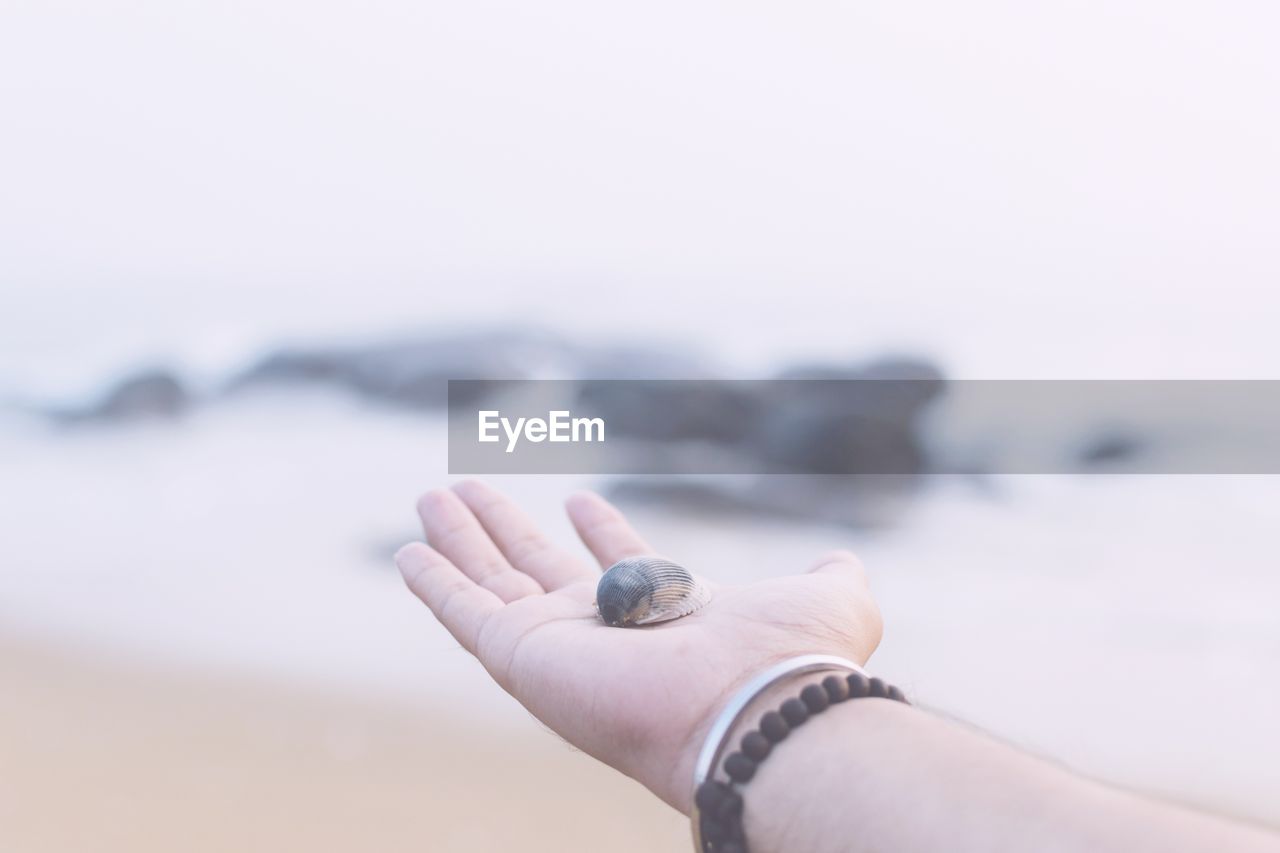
[2,2,1278,389]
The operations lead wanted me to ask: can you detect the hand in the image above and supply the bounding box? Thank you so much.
[395,480,884,813]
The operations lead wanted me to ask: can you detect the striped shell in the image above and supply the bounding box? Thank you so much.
[596,556,712,627]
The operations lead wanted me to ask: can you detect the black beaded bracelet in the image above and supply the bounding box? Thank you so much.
[693,664,909,853]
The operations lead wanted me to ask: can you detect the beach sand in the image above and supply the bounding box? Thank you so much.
[0,635,689,853]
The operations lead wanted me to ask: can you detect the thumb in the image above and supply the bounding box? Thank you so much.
[809,549,869,585]
[808,549,882,658]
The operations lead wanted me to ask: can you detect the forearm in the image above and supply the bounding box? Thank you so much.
[721,696,1278,853]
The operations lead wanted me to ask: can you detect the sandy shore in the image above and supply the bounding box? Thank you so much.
[0,636,688,853]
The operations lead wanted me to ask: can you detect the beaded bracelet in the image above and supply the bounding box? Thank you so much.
[690,655,909,853]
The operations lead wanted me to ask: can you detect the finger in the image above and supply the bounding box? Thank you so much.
[809,549,869,586]
[451,480,594,590]
[395,542,503,655]
[565,490,654,568]
[416,489,544,602]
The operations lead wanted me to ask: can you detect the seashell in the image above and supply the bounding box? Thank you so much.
[596,555,712,627]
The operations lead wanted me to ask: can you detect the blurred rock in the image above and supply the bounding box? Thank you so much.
[577,381,761,445]
[776,355,945,382]
[1077,430,1148,467]
[754,409,927,475]
[773,357,946,420]
[231,330,712,408]
[606,475,917,529]
[582,357,945,474]
[566,341,711,380]
[755,358,944,475]
[52,369,189,423]
[230,329,570,408]
[595,356,946,525]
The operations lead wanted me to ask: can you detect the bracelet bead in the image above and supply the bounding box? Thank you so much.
[822,674,850,703]
[741,730,772,762]
[701,815,725,843]
[696,779,731,812]
[759,711,790,743]
[868,677,888,698]
[846,672,869,698]
[724,751,758,783]
[757,706,788,742]
[800,683,831,713]
[714,790,743,822]
[780,697,810,726]
[887,684,907,703]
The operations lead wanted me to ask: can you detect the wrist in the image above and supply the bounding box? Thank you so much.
[689,656,909,852]
[664,671,820,814]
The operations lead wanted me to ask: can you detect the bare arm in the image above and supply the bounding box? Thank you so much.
[395,481,1280,853]
[738,692,1278,853]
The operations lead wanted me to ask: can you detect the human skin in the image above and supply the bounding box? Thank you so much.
[395,481,1280,853]
[394,480,882,813]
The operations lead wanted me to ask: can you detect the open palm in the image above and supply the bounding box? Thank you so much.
[396,481,883,813]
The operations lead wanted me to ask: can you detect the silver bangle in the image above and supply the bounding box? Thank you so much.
[689,654,867,852]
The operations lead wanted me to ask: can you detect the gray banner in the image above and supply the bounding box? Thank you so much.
[447,379,1280,475]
